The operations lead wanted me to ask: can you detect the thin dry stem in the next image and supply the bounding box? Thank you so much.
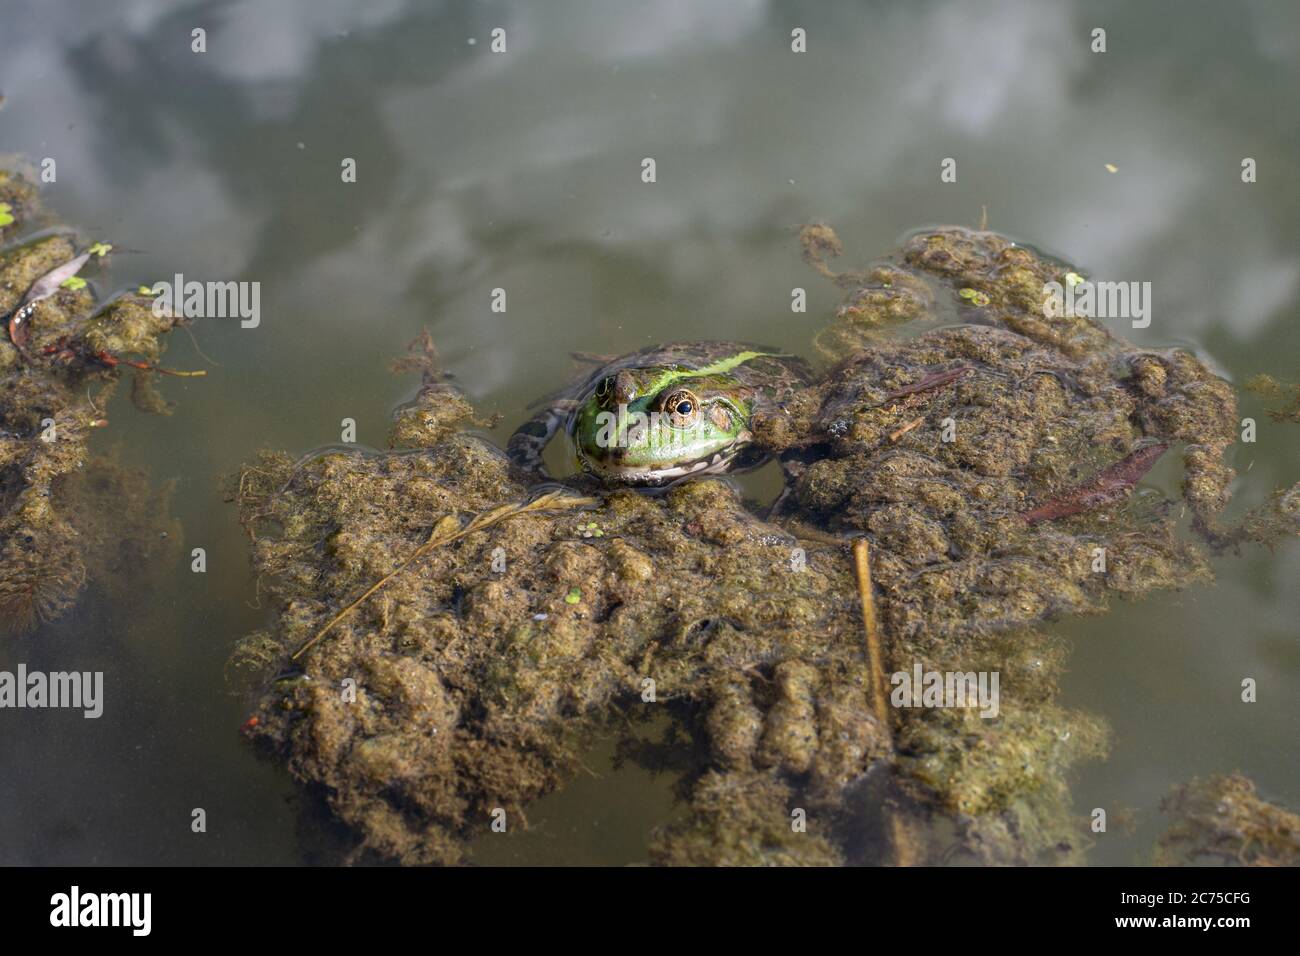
[291,490,598,661]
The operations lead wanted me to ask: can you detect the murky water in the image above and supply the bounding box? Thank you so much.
[1,0,1297,865]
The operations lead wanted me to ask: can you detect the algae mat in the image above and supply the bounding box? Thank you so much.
[1,170,185,636]
[230,226,1299,865]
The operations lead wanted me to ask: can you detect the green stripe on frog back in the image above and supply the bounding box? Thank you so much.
[607,350,779,450]
[643,350,777,396]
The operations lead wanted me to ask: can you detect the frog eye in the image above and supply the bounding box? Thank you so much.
[662,389,699,425]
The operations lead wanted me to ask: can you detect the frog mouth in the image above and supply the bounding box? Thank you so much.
[580,440,747,485]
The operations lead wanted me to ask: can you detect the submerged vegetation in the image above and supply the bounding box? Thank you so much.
[0,169,184,633]
[231,222,1298,865]
[1245,373,1300,425]
[1157,774,1300,866]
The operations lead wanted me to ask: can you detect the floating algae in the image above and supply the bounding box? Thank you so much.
[1156,774,1300,866]
[0,169,185,632]
[231,225,1297,865]
[1245,373,1300,425]
[232,341,886,864]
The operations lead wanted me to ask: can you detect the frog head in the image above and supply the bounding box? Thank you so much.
[570,365,754,485]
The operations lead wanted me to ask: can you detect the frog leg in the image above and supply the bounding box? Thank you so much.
[507,400,577,481]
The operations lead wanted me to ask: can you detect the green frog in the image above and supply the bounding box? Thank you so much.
[508,341,812,486]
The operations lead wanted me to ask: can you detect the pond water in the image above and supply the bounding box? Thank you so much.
[1,0,1297,865]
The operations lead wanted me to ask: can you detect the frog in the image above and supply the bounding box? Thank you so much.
[507,341,813,486]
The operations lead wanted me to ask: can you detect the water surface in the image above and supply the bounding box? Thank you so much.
[1,0,1297,865]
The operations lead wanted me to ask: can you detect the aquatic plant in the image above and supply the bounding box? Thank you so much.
[1157,774,1300,866]
[0,169,188,633]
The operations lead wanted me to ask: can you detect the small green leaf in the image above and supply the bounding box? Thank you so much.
[60,276,87,291]
[564,587,582,605]
[87,241,113,257]
[958,287,990,307]
[1064,271,1084,288]
[0,202,14,227]
[138,285,155,295]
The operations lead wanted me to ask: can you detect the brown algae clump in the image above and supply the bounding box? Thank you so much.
[232,226,1289,866]
[1245,373,1300,424]
[1156,774,1300,866]
[233,405,878,863]
[1,169,188,631]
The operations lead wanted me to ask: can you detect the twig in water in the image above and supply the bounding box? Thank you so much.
[291,489,598,661]
[881,366,971,403]
[852,537,919,866]
[888,416,925,442]
[853,538,891,730]
[41,336,206,377]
